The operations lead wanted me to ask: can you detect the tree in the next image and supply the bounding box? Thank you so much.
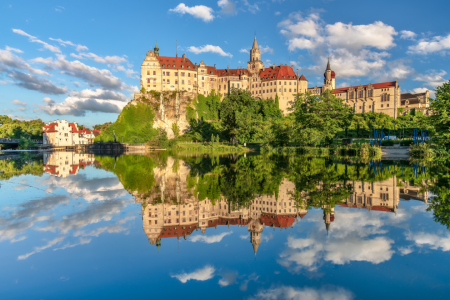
[172,123,180,138]
[290,91,354,145]
[220,89,256,138]
[430,80,450,145]
[275,94,280,110]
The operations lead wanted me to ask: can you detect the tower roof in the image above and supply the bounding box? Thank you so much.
[252,36,259,49]
[253,242,259,257]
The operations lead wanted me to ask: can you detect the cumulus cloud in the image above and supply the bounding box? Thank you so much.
[187,45,232,57]
[278,12,402,79]
[407,232,450,252]
[0,46,50,75]
[414,70,447,88]
[408,33,450,55]
[275,11,281,16]
[169,3,214,22]
[8,70,68,95]
[240,48,249,54]
[12,29,61,53]
[11,99,27,106]
[411,87,435,98]
[218,0,236,15]
[400,30,416,40]
[190,231,232,244]
[249,285,354,300]
[49,38,88,52]
[32,55,131,90]
[171,265,215,283]
[71,88,127,101]
[40,96,127,116]
[53,237,91,251]
[18,237,64,260]
[218,272,238,287]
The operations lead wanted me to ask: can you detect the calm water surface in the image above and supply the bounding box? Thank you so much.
[0,152,449,299]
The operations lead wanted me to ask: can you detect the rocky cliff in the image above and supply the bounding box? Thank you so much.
[130,90,196,139]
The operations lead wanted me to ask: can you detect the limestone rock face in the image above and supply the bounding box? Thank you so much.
[131,91,195,139]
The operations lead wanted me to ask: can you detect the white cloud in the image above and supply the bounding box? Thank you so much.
[190,231,232,244]
[218,0,236,15]
[240,234,249,239]
[70,52,126,64]
[11,99,27,106]
[169,3,214,22]
[279,13,320,38]
[326,21,397,51]
[12,29,61,53]
[53,237,91,251]
[400,30,416,40]
[398,246,413,256]
[71,88,127,101]
[218,272,237,287]
[33,55,131,91]
[275,11,281,16]
[243,0,259,14]
[18,237,64,260]
[0,46,50,75]
[249,285,354,300]
[260,45,275,55]
[240,48,249,54]
[39,96,127,116]
[408,34,450,55]
[407,232,450,252]
[55,6,65,13]
[49,38,88,52]
[187,45,232,58]
[414,70,447,88]
[171,265,215,283]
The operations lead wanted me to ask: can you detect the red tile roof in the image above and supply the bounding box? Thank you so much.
[339,203,394,213]
[68,123,78,133]
[158,224,197,239]
[332,81,396,94]
[299,74,308,81]
[215,68,249,77]
[259,65,297,81]
[157,56,196,70]
[43,123,58,133]
[260,213,296,228]
[43,165,59,175]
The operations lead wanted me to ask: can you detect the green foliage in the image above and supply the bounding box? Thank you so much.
[381,139,396,146]
[96,155,158,193]
[140,87,146,94]
[18,137,36,149]
[430,80,450,145]
[172,123,180,138]
[291,91,354,145]
[93,122,112,131]
[0,153,43,180]
[0,115,45,139]
[148,128,177,149]
[94,102,158,144]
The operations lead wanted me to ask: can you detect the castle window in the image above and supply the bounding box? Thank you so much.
[294,89,296,92]
[188,80,191,85]
[289,82,291,85]
[294,82,296,85]
[349,92,354,99]
[175,72,178,76]
[381,104,383,108]
[202,77,204,80]
[387,104,389,107]
[153,71,156,75]
[368,90,373,97]
[194,74,197,78]
[181,65,184,69]
[202,82,204,87]
[163,79,165,83]
[167,72,170,76]
[289,89,291,92]
[173,64,175,68]
[181,72,185,76]
[284,89,286,92]
[167,79,170,84]
[163,71,165,76]
[359,91,363,98]
[284,81,287,85]
[279,88,281,92]
[147,71,149,75]
[188,66,190,69]
[182,80,184,84]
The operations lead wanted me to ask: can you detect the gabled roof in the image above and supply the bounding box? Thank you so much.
[259,65,297,81]
[43,123,58,133]
[299,74,308,81]
[332,81,396,94]
[260,213,296,228]
[156,56,196,70]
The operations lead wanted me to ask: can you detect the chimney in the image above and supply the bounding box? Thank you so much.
[227,65,229,70]
[297,70,299,77]
[214,64,216,68]
[273,64,275,68]
[182,53,185,59]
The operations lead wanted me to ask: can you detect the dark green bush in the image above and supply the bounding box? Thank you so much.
[381,139,395,146]
[400,140,413,146]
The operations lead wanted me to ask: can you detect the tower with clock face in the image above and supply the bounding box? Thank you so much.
[247,35,264,75]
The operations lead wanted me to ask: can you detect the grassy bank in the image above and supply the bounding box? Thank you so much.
[262,143,382,158]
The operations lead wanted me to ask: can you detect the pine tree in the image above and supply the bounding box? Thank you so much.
[275,94,280,109]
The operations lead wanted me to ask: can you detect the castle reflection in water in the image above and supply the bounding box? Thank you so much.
[43,153,430,255]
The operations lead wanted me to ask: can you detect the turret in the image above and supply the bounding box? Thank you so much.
[324,58,335,90]
[154,41,159,57]
[250,35,261,62]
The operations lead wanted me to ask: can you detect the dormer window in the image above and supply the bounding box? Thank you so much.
[188,66,190,69]
[173,64,175,68]
[182,65,184,68]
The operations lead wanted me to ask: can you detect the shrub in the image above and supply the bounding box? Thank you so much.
[400,140,413,146]
[381,139,395,146]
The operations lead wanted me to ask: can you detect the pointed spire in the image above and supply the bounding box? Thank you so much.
[326,57,331,71]
[326,223,330,235]
[252,35,259,49]
[253,242,259,258]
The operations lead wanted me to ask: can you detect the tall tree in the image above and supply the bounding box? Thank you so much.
[430,80,450,145]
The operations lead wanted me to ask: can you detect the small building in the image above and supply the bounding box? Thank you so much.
[400,90,430,116]
[43,120,101,147]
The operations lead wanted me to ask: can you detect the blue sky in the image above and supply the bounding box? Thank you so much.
[0,0,449,127]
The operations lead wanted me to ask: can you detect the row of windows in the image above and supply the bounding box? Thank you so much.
[161,71,197,78]
[349,90,375,98]
[252,88,296,94]
[357,104,390,109]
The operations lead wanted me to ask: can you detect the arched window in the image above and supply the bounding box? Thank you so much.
[358,91,363,98]
[349,92,354,99]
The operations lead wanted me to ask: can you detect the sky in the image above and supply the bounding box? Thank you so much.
[0,0,449,127]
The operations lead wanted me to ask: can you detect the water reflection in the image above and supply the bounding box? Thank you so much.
[1,151,449,299]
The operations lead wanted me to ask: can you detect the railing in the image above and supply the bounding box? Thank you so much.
[0,138,43,144]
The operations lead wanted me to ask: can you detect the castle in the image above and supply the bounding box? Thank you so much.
[140,37,429,117]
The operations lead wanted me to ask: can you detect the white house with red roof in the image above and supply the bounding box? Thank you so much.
[43,120,101,147]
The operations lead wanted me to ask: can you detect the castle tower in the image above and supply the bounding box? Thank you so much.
[323,207,335,235]
[324,58,335,91]
[248,218,264,258]
[154,41,159,57]
[247,35,264,75]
